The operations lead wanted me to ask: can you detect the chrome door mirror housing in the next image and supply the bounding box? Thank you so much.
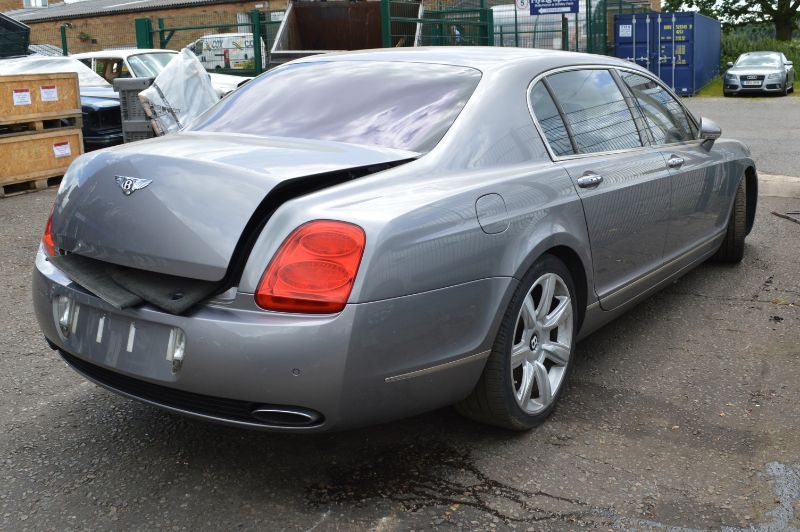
[699,117,722,150]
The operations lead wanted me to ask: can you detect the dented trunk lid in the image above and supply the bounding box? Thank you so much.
[51,132,417,282]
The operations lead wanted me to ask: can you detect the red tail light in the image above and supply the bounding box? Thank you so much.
[255,220,366,314]
[42,211,56,257]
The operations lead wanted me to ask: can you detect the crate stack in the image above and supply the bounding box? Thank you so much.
[113,77,156,143]
[0,72,83,198]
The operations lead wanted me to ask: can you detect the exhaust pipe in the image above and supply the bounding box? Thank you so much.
[250,406,322,427]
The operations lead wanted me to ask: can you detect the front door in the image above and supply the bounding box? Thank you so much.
[618,70,729,261]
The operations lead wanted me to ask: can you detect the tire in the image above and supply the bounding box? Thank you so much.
[712,177,747,263]
[456,254,577,430]
[723,91,732,98]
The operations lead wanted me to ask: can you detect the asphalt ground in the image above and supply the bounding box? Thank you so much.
[685,96,800,178]
[1,98,799,531]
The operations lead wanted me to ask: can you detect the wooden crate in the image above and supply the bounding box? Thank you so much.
[0,72,81,126]
[0,128,83,197]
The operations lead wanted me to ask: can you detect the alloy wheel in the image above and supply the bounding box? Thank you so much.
[510,272,573,415]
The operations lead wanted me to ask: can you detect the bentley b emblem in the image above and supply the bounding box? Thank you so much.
[115,176,152,196]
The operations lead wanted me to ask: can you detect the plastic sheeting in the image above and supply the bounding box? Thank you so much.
[138,48,219,135]
[0,55,110,88]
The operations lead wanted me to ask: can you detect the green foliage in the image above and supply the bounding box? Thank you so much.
[662,1,800,40]
[721,34,800,68]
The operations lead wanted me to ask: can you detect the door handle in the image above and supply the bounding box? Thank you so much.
[576,173,604,188]
[667,156,685,169]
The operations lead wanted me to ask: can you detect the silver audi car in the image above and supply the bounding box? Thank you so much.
[34,48,757,432]
[724,51,795,96]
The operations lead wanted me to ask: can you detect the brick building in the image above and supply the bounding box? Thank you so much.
[5,0,289,54]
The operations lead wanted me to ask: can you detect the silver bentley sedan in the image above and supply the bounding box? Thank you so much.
[34,48,757,432]
[724,51,795,96]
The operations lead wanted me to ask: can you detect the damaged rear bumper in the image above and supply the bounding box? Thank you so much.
[33,249,512,432]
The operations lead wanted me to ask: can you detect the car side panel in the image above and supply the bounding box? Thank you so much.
[557,150,672,309]
[658,141,730,261]
[238,159,594,308]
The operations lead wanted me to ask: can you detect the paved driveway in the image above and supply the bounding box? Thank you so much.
[685,96,800,177]
[2,99,799,531]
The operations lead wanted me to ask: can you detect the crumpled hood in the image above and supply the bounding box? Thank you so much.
[51,132,417,281]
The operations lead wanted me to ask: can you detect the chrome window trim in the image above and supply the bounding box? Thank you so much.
[527,64,704,163]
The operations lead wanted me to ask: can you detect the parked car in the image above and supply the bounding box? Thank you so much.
[724,51,795,96]
[0,55,122,151]
[73,49,250,97]
[34,48,757,433]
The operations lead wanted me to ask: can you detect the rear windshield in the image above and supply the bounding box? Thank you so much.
[189,61,482,153]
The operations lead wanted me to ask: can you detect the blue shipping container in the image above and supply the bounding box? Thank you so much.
[614,12,721,96]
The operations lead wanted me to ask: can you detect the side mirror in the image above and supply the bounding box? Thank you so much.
[699,117,721,150]
[726,62,734,68]
[786,61,794,66]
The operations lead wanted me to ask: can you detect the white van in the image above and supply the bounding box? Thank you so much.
[189,33,267,70]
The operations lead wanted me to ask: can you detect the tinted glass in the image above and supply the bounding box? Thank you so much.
[530,82,573,156]
[128,53,177,77]
[190,61,482,153]
[547,70,642,154]
[621,72,695,144]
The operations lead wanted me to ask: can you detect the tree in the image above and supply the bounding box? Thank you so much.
[662,0,800,40]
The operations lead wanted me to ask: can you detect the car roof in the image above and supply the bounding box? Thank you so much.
[293,46,634,73]
[72,49,177,59]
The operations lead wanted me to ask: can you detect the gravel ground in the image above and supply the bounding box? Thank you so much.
[1,100,799,531]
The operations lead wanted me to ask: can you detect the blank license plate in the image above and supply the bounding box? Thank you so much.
[742,80,762,86]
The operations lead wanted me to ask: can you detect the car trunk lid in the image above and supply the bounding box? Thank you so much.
[51,132,417,284]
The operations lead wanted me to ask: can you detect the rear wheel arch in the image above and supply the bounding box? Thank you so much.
[512,244,589,333]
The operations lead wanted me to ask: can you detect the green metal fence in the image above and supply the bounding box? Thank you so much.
[17,0,652,69]
[382,0,494,47]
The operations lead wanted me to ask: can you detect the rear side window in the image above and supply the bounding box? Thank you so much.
[190,61,482,153]
[620,72,696,144]
[544,69,643,155]
[529,83,573,156]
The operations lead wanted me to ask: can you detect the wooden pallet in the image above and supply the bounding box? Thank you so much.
[0,114,82,139]
[0,175,62,198]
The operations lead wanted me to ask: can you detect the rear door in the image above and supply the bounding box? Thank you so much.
[618,70,729,261]
[530,68,673,310]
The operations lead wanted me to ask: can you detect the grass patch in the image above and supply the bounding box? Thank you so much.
[693,76,799,98]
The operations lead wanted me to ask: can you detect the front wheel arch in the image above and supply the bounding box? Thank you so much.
[745,167,758,236]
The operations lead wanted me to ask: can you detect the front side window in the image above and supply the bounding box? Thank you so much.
[529,82,573,156]
[621,71,695,145]
[190,61,482,153]
[545,69,642,155]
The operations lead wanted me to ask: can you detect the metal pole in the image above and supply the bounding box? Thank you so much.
[587,0,592,53]
[60,25,68,56]
[514,3,519,48]
[380,0,392,47]
[671,13,676,90]
[574,11,578,51]
[250,9,263,74]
